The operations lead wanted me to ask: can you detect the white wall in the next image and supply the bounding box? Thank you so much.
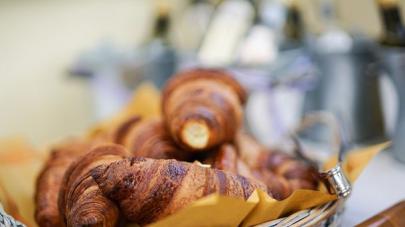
[0,0,152,146]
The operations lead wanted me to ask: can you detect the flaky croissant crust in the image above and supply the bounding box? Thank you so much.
[162,69,246,151]
[35,139,95,227]
[58,144,129,227]
[91,157,269,225]
[162,68,247,105]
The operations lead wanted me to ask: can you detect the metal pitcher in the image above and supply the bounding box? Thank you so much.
[302,38,386,144]
[381,47,405,162]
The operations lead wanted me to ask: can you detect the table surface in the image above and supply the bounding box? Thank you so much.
[341,149,405,226]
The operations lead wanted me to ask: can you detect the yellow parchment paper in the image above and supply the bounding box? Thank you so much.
[0,137,44,226]
[0,82,390,227]
[148,191,260,227]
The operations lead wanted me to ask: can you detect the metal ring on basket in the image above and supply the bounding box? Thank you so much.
[291,111,352,199]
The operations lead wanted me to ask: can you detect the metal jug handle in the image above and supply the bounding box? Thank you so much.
[290,111,352,199]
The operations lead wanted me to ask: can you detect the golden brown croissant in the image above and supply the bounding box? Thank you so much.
[35,139,95,227]
[235,132,319,199]
[120,118,191,161]
[258,150,319,189]
[203,143,293,200]
[162,68,247,152]
[109,115,142,145]
[58,144,129,227]
[202,143,256,180]
[203,143,238,174]
[91,157,269,225]
[251,169,293,200]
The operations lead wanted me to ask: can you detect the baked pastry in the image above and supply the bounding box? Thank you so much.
[235,132,319,199]
[58,144,129,227]
[203,143,238,173]
[119,118,191,161]
[35,139,95,227]
[91,157,269,225]
[162,68,246,152]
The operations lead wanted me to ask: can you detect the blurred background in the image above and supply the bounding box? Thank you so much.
[1,0,403,146]
[1,0,405,225]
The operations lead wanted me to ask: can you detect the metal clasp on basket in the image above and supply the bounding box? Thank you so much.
[292,112,352,199]
[320,163,351,198]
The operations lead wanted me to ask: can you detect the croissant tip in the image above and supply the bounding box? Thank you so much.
[180,120,210,150]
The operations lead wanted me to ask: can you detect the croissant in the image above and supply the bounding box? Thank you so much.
[203,143,238,173]
[91,157,269,225]
[109,115,142,145]
[35,139,95,227]
[58,144,129,227]
[252,169,294,200]
[203,143,294,200]
[235,132,319,199]
[258,150,319,189]
[202,143,255,179]
[119,118,191,161]
[162,68,247,152]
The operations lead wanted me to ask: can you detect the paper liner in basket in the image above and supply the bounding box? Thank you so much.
[0,137,44,226]
[146,191,259,227]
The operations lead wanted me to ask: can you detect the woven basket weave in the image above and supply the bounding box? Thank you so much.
[0,204,24,227]
[255,200,346,227]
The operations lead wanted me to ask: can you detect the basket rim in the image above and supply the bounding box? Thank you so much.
[255,199,343,227]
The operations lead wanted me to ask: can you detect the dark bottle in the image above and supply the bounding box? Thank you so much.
[377,0,405,47]
[153,5,170,42]
[284,2,303,43]
[280,0,304,50]
[129,3,177,88]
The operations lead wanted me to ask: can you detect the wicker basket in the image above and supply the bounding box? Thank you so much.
[0,204,24,227]
[255,200,346,227]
